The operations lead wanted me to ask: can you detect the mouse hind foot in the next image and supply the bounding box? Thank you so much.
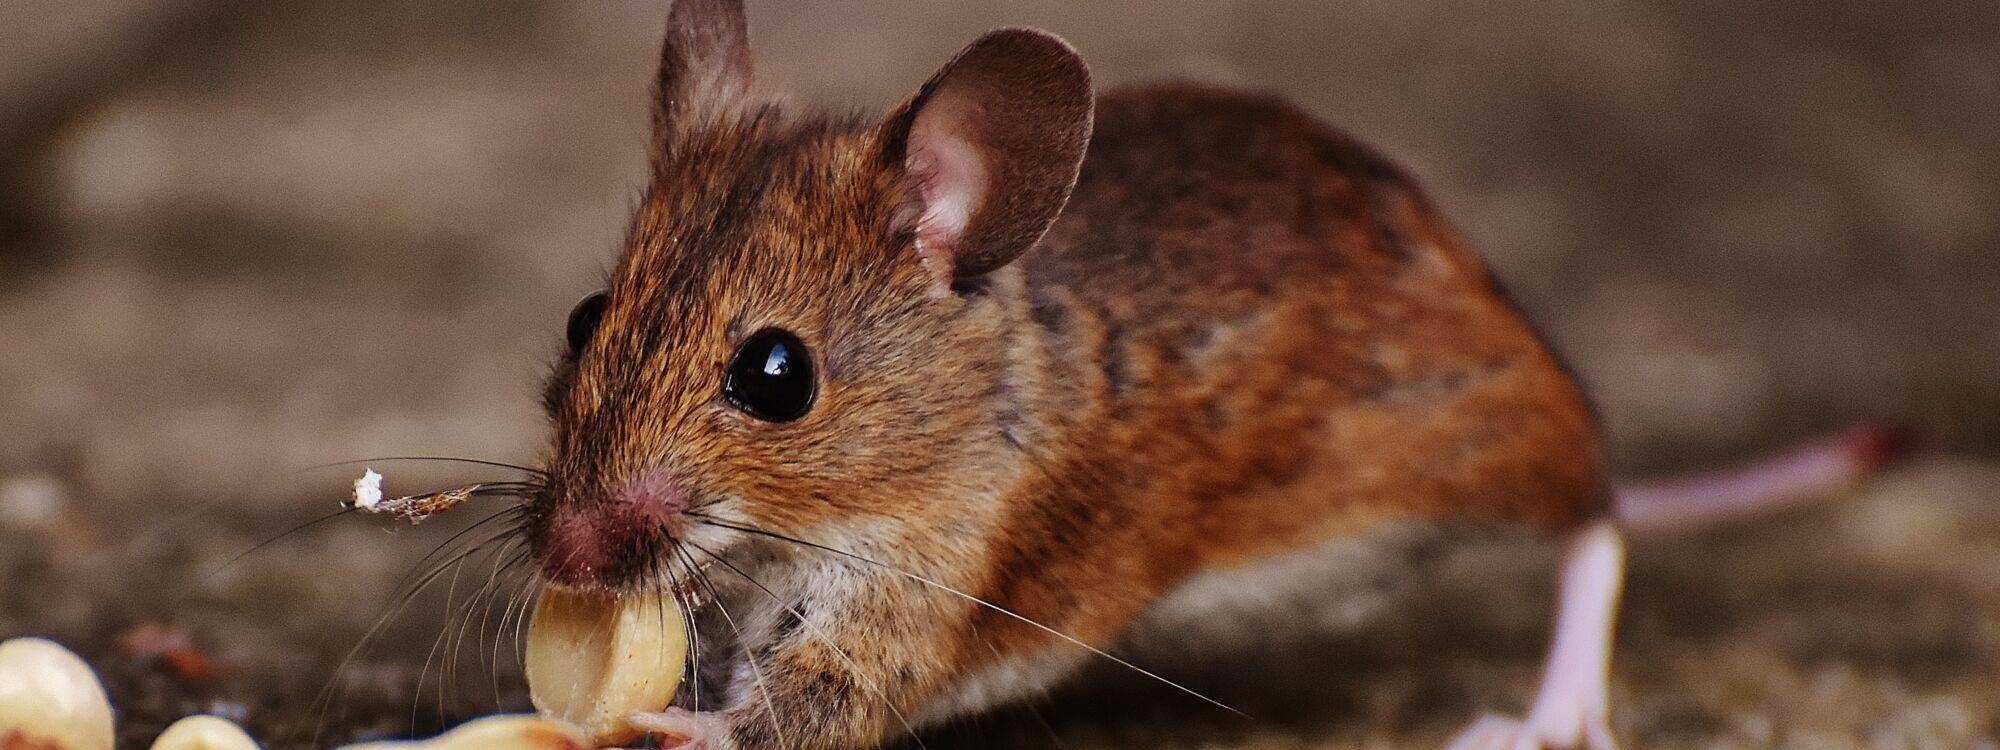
[1445,519,1624,750]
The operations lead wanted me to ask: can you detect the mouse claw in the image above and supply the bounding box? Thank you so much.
[629,707,735,750]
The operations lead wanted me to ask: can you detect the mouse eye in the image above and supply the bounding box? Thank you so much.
[723,328,815,422]
[565,291,608,354]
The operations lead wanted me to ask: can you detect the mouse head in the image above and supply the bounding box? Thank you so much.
[525,0,1093,592]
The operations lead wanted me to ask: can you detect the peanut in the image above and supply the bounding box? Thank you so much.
[333,715,588,750]
[525,589,687,746]
[0,637,115,750]
[147,716,258,750]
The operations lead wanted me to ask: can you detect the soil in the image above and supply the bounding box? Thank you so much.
[3,1,1997,748]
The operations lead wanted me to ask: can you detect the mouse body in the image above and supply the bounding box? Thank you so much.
[524,2,1617,748]
[895,81,1610,723]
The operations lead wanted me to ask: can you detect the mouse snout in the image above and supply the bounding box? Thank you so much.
[533,473,691,588]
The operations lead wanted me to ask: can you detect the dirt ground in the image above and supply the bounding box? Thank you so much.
[2,1,1997,748]
[4,463,1997,749]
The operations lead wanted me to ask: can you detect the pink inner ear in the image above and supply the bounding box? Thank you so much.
[906,92,987,287]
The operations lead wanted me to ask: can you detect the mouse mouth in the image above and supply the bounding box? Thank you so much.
[525,511,694,593]
[520,543,755,711]
[521,483,801,707]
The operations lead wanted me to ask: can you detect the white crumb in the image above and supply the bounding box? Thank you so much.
[352,469,384,510]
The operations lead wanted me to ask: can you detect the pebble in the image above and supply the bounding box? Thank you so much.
[0,473,68,531]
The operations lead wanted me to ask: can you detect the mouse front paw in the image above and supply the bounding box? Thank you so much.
[628,707,737,750]
[1444,713,1616,750]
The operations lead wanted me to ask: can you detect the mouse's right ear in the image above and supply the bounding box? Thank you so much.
[652,0,751,136]
[875,29,1093,294]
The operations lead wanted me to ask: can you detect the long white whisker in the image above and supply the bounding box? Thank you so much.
[504,580,528,680]
[489,548,534,710]
[312,529,496,743]
[683,541,930,750]
[975,636,1072,750]
[453,536,518,710]
[422,537,480,728]
[661,551,704,712]
[689,515,1245,718]
[684,551,791,748]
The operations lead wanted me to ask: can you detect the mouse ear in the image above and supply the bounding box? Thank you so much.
[876,29,1093,290]
[653,0,752,133]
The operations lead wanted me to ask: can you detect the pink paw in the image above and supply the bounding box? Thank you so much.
[628,707,735,750]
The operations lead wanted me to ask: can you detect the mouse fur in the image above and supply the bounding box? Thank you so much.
[523,2,1604,747]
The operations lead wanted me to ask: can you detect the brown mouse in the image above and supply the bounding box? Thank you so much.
[516,2,1910,748]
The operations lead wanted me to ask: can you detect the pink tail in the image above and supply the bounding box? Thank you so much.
[1612,422,1923,527]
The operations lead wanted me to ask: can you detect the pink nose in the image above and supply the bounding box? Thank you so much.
[536,474,689,587]
[537,507,613,587]
[619,473,691,520]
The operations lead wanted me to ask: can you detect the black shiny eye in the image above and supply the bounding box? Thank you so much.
[724,328,815,422]
[566,291,608,354]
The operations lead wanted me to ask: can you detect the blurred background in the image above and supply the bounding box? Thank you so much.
[2,1,1996,747]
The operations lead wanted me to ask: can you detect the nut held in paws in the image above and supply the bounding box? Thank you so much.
[525,588,688,745]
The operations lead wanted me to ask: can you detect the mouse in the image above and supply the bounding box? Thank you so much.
[515,2,1914,748]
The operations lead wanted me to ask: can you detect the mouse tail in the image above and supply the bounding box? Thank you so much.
[1611,421,1924,528]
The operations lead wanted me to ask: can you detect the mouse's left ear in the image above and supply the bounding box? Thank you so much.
[654,0,752,135]
[876,29,1093,292]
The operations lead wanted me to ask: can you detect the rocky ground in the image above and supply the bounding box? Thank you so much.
[2,1,1996,748]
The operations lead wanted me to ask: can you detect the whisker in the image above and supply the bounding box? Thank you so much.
[679,546,791,748]
[447,536,520,714]
[210,481,533,591]
[681,541,929,750]
[483,567,534,714]
[977,636,1071,750]
[466,541,513,702]
[383,508,526,599]
[412,543,475,733]
[313,525,506,743]
[353,484,538,526]
[488,547,536,711]
[292,456,547,477]
[686,513,1246,719]
[414,525,517,732]
[203,507,355,582]
[662,552,702,713]
[312,508,523,741]
[509,576,538,687]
